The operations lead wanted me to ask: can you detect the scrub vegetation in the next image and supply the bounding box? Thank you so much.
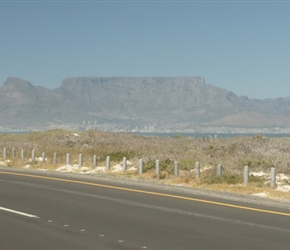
[1,129,290,199]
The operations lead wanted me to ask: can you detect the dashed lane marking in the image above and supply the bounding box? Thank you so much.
[0,206,39,218]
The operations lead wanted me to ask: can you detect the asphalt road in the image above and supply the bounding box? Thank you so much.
[1,169,290,250]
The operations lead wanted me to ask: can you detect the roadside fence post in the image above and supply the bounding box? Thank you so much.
[156,159,160,176]
[31,149,35,162]
[66,153,70,165]
[53,152,57,164]
[122,157,127,171]
[243,166,249,187]
[217,164,223,176]
[271,167,276,189]
[21,150,24,161]
[174,161,179,177]
[12,148,15,159]
[106,156,110,170]
[195,162,201,178]
[42,152,46,163]
[93,155,97,167]
[139,159,144,175]
[3,148,6,160]
[79,153,83,168]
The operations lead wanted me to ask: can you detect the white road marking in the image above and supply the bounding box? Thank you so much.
[0,206,39,218]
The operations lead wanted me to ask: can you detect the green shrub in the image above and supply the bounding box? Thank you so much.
[243,159,274,171]
[108,151,135,162]
[203,168,243,185]
[144,158,174,173]
[144,160,156,172]
[179,158,195,171]
[249,174,267,188]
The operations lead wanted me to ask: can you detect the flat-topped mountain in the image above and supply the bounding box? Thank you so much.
[1,76,290,131]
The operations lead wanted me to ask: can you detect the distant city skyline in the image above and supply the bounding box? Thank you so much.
[1,0,289,99]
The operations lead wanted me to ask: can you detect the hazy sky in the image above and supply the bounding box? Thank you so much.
[1,0,289,99]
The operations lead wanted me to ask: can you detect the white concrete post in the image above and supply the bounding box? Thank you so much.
[195,162,201,178]
[21,149,24,161]
[156,159,160,175]
[66,153,70,165]
[139,159,144,175]
[53,152,57,164]
[42,152,46,163]
[106,156,110,170]
[93,155,97,167]
[31,149,35,162]
[122,157,127,171]
[174,161,179,177]
[3,148,6,160]
[217,164,223,176]
[243,166,249,186]
[79,153,83,168]
[271,167,276,189]
[12,148,15,159]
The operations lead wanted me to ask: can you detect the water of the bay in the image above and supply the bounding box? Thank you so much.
[136,132,290,138]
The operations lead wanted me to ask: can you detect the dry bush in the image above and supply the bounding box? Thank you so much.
[1,129,290,182]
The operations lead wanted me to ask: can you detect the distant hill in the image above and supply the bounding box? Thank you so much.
[1,76,290,131]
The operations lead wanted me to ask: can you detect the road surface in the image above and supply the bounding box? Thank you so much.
[1,169,290,249]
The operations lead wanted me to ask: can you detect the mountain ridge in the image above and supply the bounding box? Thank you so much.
[1,76,290,131]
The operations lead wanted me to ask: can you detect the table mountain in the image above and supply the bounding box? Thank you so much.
[1,76,290,130]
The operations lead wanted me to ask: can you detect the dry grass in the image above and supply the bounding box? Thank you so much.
[1,129,290,199]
